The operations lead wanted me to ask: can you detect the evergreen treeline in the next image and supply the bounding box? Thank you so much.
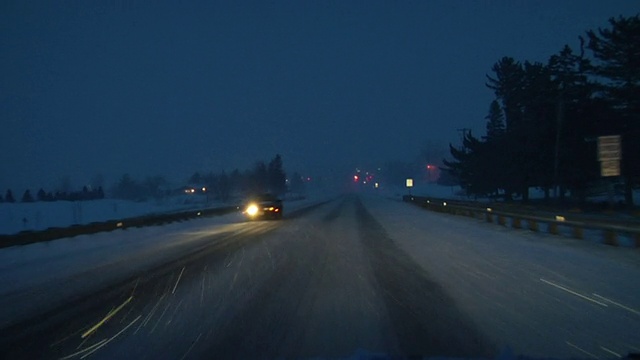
[111,154,289,202]
[0,187,105,203]
[443,15,639,205]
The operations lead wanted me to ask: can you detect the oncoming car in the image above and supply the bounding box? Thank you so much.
[242,194,283,220]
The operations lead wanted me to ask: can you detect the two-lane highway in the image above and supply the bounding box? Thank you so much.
[1,195,638,359]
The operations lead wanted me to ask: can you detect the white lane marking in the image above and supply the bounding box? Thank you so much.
[592,293,640,316]
[201,274,206,306]
[79,315,141,359]
[172,267,185,294]
[224,252,235,268]
[59,339,108,360]
[600,346,621,358]
[229,272,238,293]
[540,278,608,307]
[566,341,600,359]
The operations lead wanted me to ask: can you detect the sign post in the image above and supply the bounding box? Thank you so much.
[598,135,621,176]
[597,135,621,207]
[406,178,413,196]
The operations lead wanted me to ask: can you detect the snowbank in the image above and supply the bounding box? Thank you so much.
[0,198,218,235]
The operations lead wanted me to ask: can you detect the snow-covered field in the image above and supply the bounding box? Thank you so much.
[0,191,332,235]
[0,196,219,235]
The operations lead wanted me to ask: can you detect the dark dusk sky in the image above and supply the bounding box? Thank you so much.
[1,1,638,191]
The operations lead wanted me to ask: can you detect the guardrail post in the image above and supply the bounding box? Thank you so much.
[529,219,539,232]
[603,230,617,246]
[512,217,522,229]
[548,222,559,235]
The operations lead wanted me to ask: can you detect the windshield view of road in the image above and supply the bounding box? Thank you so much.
[3,2,639,359]
[1,195,638,359]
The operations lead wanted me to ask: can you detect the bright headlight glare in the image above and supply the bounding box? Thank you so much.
[246,204,259,216]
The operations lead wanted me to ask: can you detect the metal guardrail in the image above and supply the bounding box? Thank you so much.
[403,195,640,248]
[0,205,239,249]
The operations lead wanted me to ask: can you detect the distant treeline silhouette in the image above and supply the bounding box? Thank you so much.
[0,186,105,203]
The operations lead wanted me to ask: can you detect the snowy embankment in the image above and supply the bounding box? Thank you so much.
[0,190,338,236]
[0,196,217,235]
[383,182,640,205]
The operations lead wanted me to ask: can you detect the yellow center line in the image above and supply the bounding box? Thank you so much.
[81,296,133,339]
[79,315,142,359]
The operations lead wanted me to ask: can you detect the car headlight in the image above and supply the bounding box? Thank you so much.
[245,204,259,216]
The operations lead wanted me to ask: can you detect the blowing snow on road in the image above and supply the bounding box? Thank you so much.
[0,195,638,359]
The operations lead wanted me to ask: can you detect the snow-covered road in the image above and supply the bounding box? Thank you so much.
[0,194,638,359]
[364,195,640,358]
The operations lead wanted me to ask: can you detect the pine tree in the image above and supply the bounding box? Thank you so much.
[37,188,47,201]
[247,162,268,195]
[587,15,640,205]
[97,187,105,199]
[486,57,525,130]
[22,190,34,202]
[268,154,287,196]
[443,132,497,198]
[5,189,15,203]
[547,44,599,202]
[484,100,505,141]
